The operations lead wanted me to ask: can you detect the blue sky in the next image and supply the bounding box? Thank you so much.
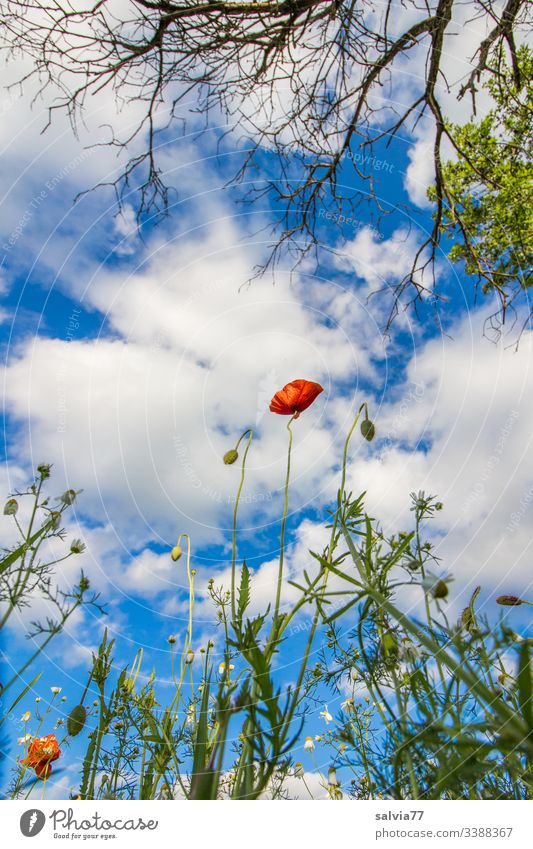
[1,33,533,798]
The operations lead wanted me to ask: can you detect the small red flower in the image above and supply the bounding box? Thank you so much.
[20,733,61,779]
[269,379,324,419]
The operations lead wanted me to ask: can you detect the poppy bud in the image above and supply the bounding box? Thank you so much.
[171,545,182,562]
[3,498,18,515]
[37,463,51,479]
[361,419,376,441]
[223,449,239,465]
[185,650,194,664]
[167,635,177,645]
[460,606,476,632]
[67,705,87,737]
[496,595,523,606]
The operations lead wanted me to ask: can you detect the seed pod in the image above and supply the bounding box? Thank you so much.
[67,705,87,737]
[361,419,376,442]
[381,631,399,665]
[223,449,239,465]
[496,595,523,606]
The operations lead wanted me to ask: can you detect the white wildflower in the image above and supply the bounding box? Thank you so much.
[320,705,333,724]
[304,736,315,752]
[18,734,33,745]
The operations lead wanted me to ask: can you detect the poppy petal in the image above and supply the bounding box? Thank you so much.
[269,379,323,416]
[34,760,53,779]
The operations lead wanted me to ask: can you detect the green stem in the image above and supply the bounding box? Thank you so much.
[87,692,107,800]
[168,535,194,712]
[279,405,366,735]
[360,578,527,741]
[274,417,294,621]
[230,429,253,622]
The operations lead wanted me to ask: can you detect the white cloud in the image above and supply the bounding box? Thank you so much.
[2,210,379,566]
[262,769,330,800]
[336,225,423,286]
[4,195,532,626]
[404,137,436,209]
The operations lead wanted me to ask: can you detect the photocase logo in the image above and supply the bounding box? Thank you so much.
[20,809,46,837]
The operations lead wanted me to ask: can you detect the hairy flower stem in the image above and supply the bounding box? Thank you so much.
[230,429,253,623]
[169,534,194,708]
[0,479,45,630]
[278,404,366,642]
[415,512,452,709]
[87,691,107,800]
[273,417,294,623]
[279,405,366,736]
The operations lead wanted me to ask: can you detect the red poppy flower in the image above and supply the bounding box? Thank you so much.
[20,733,61,779]
[269,379,324,419]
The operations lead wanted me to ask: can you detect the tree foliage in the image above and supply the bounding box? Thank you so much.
[429,45,532,336]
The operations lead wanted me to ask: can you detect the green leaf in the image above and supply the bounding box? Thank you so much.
[67,704,87,737]
[0,672,42,725]
[238,561,251,619]
[0,524,50,577]
[190,671,217,799]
